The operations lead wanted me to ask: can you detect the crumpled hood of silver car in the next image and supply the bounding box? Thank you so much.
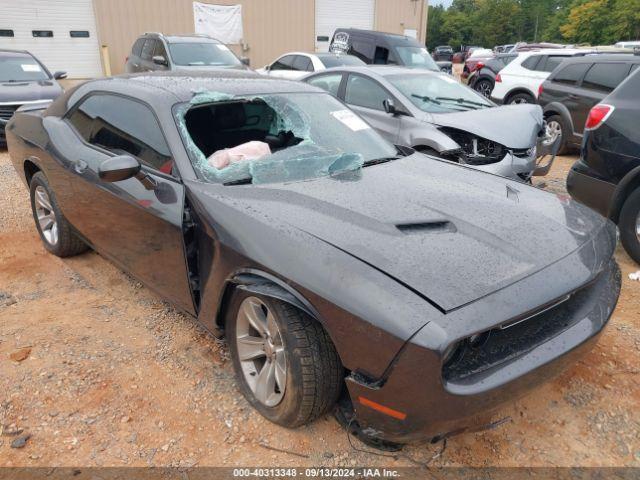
[427,104,544,150]
[209,153,611,313]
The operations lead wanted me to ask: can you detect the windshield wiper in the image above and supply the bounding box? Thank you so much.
[435,97,489,108]
[362,156,400,167]
[411,94,441,105]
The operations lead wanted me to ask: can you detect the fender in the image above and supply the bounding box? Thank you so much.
[212,268,322,336]
[609,165,640,223]
[543,102,576,137]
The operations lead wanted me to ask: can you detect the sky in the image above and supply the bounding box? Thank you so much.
[430,0,454,7]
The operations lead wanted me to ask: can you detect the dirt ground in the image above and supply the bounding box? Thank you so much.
[1,147,639,468]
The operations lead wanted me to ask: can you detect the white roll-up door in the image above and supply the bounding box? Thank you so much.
[315,0,375,52]
[0,0,102,78]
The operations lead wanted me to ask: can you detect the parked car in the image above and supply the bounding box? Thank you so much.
[466,53,518,97]
[512,42,566,52]
[567,68,640,263]
[256,52,365,79]
[303,66,549,182]
[0,49,65,146]
[538,54,640,154]
[491,49,590,105]
[124,33,249,73]
[6,70,621,448]
[432,45,453,61]
[615,41,640,49]
[461,49,495,83]
[328,28,445,72]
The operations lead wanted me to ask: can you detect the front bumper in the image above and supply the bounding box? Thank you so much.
[473,151,537,181]
[346,256,620,444]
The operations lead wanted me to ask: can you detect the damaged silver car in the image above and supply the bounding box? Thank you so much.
[304,66,554,182]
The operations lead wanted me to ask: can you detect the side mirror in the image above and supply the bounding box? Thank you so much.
[240,56,250,66]
[98,155,141,183]
[53,71,67,80]
[264,64,271,71]
[383,98,397,115]
[152,55,168,66]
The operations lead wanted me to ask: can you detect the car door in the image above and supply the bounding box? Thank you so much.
[152,40,170,71]
[574,62,631,135]
[545,62,591,136]
[139,39,157,72]
[46,92,195,314]
[342,73,400,143]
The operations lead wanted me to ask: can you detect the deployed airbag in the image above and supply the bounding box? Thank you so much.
[208,140,271,169]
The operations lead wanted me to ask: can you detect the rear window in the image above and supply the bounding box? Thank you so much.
[521,56,540,70]
[539,55,571,73]
[318,55,365,68]
[168,42,241,67]
[582,63,630,92]
[552,63,590,85]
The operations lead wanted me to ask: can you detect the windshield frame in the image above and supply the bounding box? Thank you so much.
[0,53,52,82]
[167,41,243,67]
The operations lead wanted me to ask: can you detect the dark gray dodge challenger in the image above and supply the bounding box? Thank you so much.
[6,71,621,448]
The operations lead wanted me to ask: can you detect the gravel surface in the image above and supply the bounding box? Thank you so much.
[1,147,639,468]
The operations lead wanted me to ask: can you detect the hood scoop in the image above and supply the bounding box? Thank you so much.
[396,221,456,234]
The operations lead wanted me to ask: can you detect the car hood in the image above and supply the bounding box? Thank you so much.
[426,104,544,149]
[200,154,608,312]
[0,80,62,102]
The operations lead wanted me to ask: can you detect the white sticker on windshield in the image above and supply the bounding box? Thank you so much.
[21,64,42,72]
[216,44,231,52]
[330,110,370,131]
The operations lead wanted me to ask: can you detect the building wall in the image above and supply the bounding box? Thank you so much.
[93,0,428,76]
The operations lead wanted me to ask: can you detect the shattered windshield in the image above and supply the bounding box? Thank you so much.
[176,91,398,185]
[388,73,492,113]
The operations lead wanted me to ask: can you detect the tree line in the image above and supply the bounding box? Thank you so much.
[426,0,640,50]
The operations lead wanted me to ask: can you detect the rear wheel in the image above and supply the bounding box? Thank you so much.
[227,290,343,427]
[474,79,494,98]
[29,172,88,257]
[507,92,535,105]
[619,188,640,264]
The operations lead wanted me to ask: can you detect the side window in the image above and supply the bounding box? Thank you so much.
[582,63,629,92]
[271,55,295,71]
[374,46,389,64]
[292,55,312,72]
[67,94,173,174]
[140,39,156,61]
[132,39,145,56]
[539,55,570,73]
[344,74,388,111]
[153,41,168,60]
[521,56,540,71]
[307,73,343,97]
[349,40,374,62]
[552,63,590,86]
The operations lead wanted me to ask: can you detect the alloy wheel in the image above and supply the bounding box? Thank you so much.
[543,120,562,146]
[476,81,492,98]
[34,186,58,245]
[235,296,286,407]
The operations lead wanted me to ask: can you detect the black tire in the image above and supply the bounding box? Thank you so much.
[474,79,494,98]
[507,92,535,105]
[619,188,640,264]
[545,114,570,155]
[226,289,343,428]
[29,172,89,257]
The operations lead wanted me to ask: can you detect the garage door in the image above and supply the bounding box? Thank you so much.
[315,0,375,52]
[0,0,102,78]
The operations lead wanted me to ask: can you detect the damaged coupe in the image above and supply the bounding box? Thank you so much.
[6,71,621,448]
[304,66,555,182]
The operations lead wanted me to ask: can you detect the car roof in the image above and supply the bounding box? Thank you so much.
[0,48,34,58]
[142,33,222,44]
[334,28,421,46]
[75,71,321,104]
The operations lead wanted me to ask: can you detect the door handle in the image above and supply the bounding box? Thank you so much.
[74,160,88,174]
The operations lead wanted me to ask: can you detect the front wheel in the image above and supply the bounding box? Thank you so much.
[29,172,89,257]
[619,188,640,264]
[227,290,344,427]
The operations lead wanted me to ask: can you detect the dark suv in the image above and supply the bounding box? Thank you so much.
[538,54,639,154]
[466,53,517,97]
[329,28,449,73]
[432,45,453,61]
[566,68,640,263]
[124,33,249,73]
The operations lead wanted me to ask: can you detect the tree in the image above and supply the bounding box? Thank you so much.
[607,0,640,41]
